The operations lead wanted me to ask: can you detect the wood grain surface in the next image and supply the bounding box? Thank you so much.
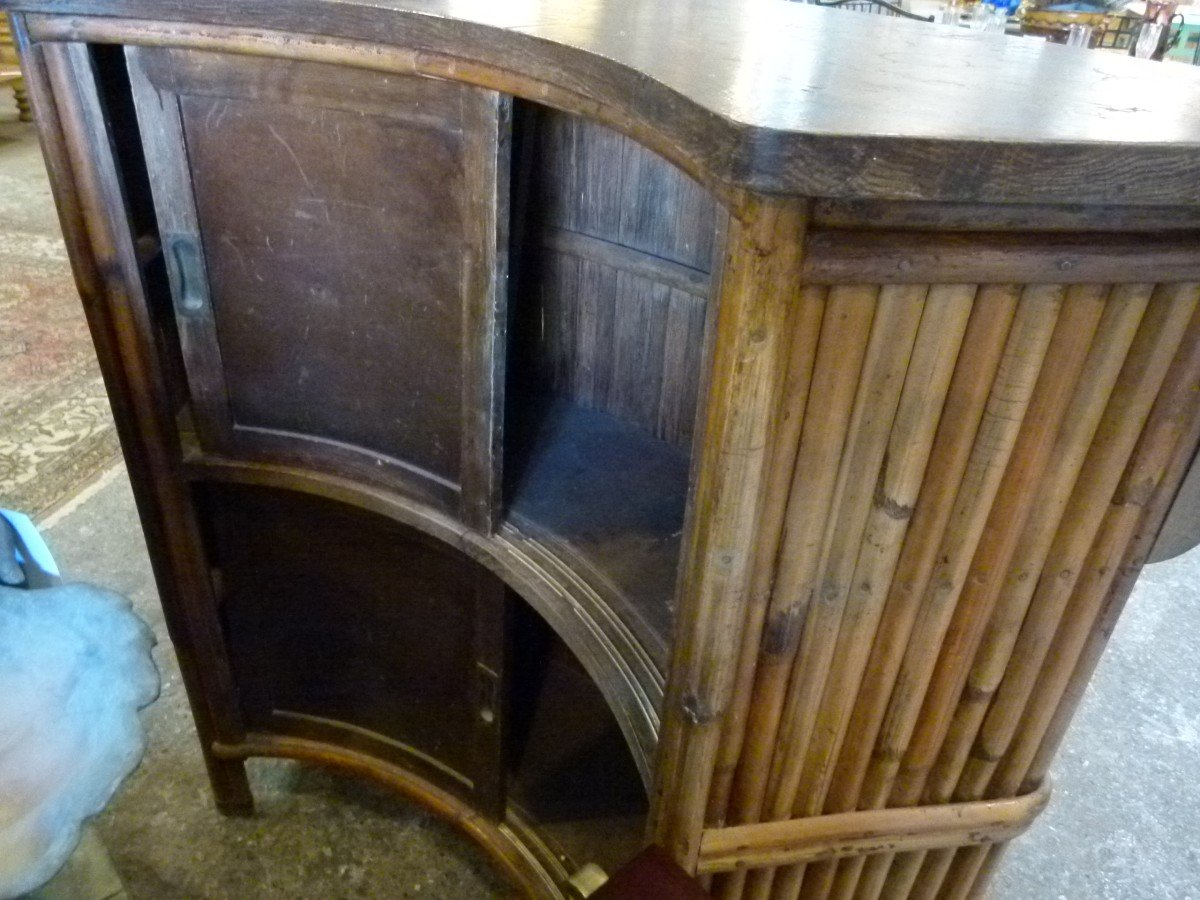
[11,0,1200,204]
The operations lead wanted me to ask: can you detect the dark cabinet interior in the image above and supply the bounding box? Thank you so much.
[83,41,718,885]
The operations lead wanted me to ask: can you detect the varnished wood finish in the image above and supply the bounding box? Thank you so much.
[512,108,714,450]
[127,46,508,521]
[10,1,1200,897]
[13,0,1200,205]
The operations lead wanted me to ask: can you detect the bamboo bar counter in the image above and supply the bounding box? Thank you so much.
[6,0,1200,895]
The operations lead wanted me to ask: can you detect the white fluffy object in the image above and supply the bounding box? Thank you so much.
[0,583,159,898]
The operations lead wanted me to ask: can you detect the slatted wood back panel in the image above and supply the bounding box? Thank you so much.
[512,106,717,450]
[700,278,1200,900]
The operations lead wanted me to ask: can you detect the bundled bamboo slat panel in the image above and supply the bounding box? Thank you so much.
[817,291,1022,900]
[849,287,1063,900]
[923,287,1151,804]
[953,287,1198,803]
[870,285,1108,899]
[673,266,1200,900]
[940,289,1200,900]
[736,286,929,900]
[713,284,879,900]
[869,287,1153,899]
[771,287,975,900]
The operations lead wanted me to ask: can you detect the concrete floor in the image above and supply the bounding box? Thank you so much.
[6,84,1200,898]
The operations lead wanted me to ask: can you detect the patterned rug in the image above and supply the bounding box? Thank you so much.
[0,120,121,520]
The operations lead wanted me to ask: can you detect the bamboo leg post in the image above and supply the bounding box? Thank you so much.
[715,286,878,900]
[651,194,808,871]
[707,288,827,826]
[707,290,824,900]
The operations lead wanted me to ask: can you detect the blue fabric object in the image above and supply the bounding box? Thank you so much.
[0,509,60,588]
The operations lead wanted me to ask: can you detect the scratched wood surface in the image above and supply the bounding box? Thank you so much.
[128,47,508,520]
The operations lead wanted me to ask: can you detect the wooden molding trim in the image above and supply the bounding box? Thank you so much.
[212,734,563,898]
[801,229,1200,285]
[694,778,1051,874]
[540,227,711,298]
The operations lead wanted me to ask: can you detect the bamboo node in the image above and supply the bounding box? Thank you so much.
[874,489,915,521]
[680,691,719,726]
[761,607,804,655]
[962,683,995,704]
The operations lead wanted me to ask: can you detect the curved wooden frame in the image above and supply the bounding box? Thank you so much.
[210,733,566,898]
[184,455,665,785]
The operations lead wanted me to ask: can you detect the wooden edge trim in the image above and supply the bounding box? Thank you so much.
[212,734,563,898]
[811,199,1200,234]
[801,229,1200,285]
[21,13,742,211]
[694,779,1052,874]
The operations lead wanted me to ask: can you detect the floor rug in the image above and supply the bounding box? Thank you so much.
[0,120,121,520]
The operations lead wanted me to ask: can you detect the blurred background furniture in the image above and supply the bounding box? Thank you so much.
[0,16,29,120]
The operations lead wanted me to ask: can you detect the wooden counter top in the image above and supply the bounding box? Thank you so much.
[7,0,1200,204]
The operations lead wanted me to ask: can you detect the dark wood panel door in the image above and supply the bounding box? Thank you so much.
[203,482,507,810]
[127,48,508,527]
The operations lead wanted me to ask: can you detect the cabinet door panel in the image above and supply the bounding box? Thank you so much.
[128,48,506,523]
[205,482,505,803]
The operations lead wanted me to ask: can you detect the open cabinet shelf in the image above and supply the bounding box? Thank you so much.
[503,397,690,671]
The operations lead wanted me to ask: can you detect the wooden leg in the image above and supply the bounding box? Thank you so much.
[203,752,255,817]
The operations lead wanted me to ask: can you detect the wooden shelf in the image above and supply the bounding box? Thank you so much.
[504,398,690,675]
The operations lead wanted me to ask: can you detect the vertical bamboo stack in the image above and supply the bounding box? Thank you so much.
[695,279,1200,899]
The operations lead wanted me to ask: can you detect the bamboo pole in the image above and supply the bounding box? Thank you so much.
[923,287,1150,803]
[947,287,1200,900]
[733,285,928,900]
[869,285,1106,898]
[712,284,877,899]
[849,287,1063,900]
[953,286,1198,805]
[651,195,808,870]
[706,288,827,826]
[991,288,1200,796]
[816,289,1019,900]
[881,287,1150,899]
[694,781,1050,874]
[765,287,975,900]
